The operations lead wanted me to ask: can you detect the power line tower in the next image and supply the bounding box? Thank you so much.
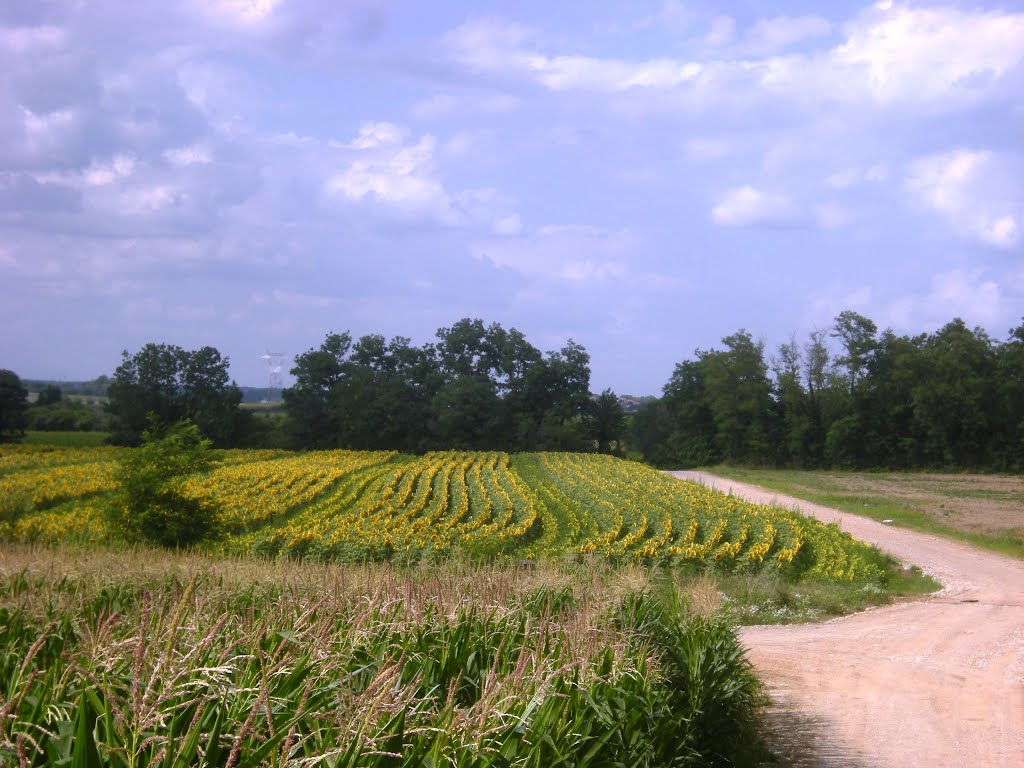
[260,350,285,391]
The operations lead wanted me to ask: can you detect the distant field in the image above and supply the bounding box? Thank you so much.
[23,430,110,447]
[707,467,1024,560]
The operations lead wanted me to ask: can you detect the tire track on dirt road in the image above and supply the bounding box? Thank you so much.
[668,471,1024,768]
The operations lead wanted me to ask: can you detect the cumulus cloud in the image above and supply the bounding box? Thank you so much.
[824,165,887,189]
[445,5,1024,115]
[830,4,1024,106]
[739,15,832,55]
[0,24,66,53]
[164,144,213,166]
[492,214,522,236]
[711,185,801,227]
[345,122,409,150]
[906,149,1022,249]
[886,269,1006,329]
[706,16,736,47]
[326,132,460,225]
[446,18,703,92]
[471,225,634,282]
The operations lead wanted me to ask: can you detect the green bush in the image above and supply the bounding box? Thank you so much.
[104,417,222,547]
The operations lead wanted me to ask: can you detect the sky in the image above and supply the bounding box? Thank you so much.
[2,0,1023,395]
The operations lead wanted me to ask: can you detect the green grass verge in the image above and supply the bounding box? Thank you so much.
[23,430,110,447]
[705,467,1024,561]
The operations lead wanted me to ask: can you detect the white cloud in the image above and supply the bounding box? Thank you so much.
[250,289,337,309]
[347,122,409,150]
[536,56,702,92]
[706,16,736,47]
[411,93,458,121]
[493,214,522,236]
[446,6,1024,115]
[906,149,1022,250]
[20,107,76,154]
[633,2,693,32]
[682,138,731,162]
[0,25,66,53]
[121,185,180,213]
[83,155,137,186]
[831,5,1024,106]
[741,16,831,55]
[711,185,799,227]
[196,0,280,27]
[813,202,851,230]
[825,164,887,189]
[164,145,213,166]
[326,133,459,225]
[472,224,634,282]
[447,18,702,92]
[885,269,1005,329]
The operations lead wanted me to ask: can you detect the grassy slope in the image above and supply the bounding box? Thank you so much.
[705,467,1024,561]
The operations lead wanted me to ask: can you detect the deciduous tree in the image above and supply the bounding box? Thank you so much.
[107,343,243,446]
[0,370,28,443]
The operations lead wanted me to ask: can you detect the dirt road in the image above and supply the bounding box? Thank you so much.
[668,471,1024,768]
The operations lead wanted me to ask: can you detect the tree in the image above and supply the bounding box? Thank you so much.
[772,336,809,466]
[283,332,352,449]
[589,389,626,454]
[911,319,997,467]
[105,418,221,547]
[832,310,878,394]
[699,331,777,465]
[994,319,1024,469]
[0,370,29,442]
[107,343,243,446]
[644,360,718,468]
[35,384,63,407]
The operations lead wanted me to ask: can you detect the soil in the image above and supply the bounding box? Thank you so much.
[669,471,1024,768]
[749,470,1024,540]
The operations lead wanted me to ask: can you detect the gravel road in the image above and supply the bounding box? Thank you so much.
[668,471,1024,768]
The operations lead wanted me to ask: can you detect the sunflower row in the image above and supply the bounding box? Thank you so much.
[522,454,879,579]
[0,444,124,477]
[0,447,886,582]
[182,450,395,532]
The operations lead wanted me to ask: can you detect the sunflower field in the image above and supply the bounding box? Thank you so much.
[0,444,887,583]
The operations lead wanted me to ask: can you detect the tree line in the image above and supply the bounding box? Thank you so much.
[282,319,623,453]
[3,319,621,453]
[5,311,1021,471]
[634,312,1024,471]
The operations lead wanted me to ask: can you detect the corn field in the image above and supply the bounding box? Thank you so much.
[0,548,766,767]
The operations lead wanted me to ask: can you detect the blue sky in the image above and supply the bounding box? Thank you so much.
[2,0,1022,395]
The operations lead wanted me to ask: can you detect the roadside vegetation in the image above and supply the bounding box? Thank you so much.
[707,467,1024,560]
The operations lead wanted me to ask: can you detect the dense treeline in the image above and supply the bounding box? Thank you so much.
[5,321,626,453]
[9,312,1021,470]
[635,312,1024,471]
[284,319,623,453]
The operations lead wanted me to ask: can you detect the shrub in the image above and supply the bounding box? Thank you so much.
[104,417,222,547]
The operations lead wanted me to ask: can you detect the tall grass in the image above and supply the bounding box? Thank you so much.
[0,546,766,767]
